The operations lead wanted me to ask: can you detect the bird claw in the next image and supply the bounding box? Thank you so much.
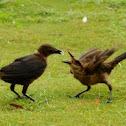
[75,95,80,98]
[67,94,80,98]
[15,95,25,100]
[19,96,26,99]
[16,95,36,102]
[105,99,113,103]
[31,99,36,102]
[24,95,36,102]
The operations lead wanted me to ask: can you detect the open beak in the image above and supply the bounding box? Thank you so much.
[68,52,74,58]
[62,60,71,65]
[62,52,76,65]
[68,51,75,63]
[55,49,64,55]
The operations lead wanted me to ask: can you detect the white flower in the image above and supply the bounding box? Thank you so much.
[12,20,15,24]
[82,17,87,23]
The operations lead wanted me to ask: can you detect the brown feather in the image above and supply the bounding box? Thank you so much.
[63,46,126,103]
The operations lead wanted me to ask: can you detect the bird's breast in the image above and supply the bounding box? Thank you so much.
[74,73,103,86]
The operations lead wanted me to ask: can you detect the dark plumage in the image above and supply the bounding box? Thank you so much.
[0,44,63,101]
[63,47,126,103]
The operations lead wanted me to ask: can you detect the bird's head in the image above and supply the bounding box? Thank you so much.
[38,44,64,57]
[63,52,83,72]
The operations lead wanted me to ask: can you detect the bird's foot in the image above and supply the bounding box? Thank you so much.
[105,99,112,103]
[25,96,36,102]
[19,96,26,99]
[31,99,36,102]
[23,94,36,102]
[74,95,80,98]
[67,94,80,98]
[15,95,25,100]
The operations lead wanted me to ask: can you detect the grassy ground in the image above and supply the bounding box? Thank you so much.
[0,0,126,125]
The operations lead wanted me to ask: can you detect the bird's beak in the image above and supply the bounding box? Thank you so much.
[68,51,75,62]
[68,52,74,58]
[62,60,71,65]
[55,49,64,55]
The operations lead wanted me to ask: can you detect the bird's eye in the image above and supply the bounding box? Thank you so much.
[72,59,75,63]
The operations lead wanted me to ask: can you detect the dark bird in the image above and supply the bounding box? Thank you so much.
[0,44,63,101]
[63,47,126,103]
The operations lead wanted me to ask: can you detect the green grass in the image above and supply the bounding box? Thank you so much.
[0,0,126,125]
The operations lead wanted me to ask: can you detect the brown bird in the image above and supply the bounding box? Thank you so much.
[0,44,63,101]
[63,47,126,103]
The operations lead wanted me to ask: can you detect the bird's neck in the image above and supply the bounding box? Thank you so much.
[35,52,48,61]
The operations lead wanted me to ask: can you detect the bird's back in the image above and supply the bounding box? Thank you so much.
[78,47,117,74]
[0,54,47,85]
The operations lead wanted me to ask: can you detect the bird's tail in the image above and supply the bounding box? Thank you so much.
[108,52,126,69]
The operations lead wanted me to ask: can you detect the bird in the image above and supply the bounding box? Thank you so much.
[0,44,63,102]
[63,47,126,103]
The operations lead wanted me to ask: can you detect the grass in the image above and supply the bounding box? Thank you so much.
[0,0,126,125]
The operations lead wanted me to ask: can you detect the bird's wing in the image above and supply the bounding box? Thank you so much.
[79,47,100,63]
[80,47,117,73]
[79,47,98,60]
[0,54,46,78]
[92,48,117,66]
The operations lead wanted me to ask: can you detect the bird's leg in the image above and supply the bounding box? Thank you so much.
[22,84,35,102]
[69,86,91,98]
[74,86,91,98]
[105,82,113,103]
[10,84,22,98]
